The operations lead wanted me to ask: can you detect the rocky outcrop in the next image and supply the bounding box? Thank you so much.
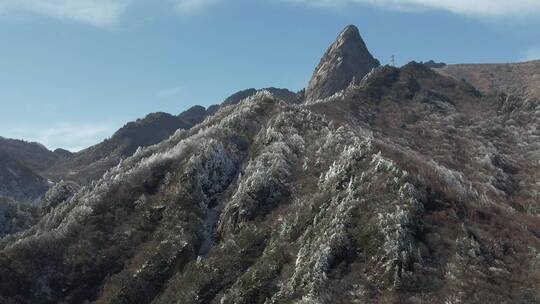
[305,25,380,102]
[421,60,446,68]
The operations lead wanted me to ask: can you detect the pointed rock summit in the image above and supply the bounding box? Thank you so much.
[306,25,380,102]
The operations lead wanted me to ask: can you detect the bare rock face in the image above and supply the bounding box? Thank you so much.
[305,25,380,102]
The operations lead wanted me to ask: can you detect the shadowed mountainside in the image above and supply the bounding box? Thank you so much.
[45,108,211,185]
[0,109,207,202]
[0,152,49,203]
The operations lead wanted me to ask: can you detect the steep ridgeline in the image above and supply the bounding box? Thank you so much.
[0,89,298,203]
[0,107,211,203]
[46,90,299,186]
[0,137,69,174]
[1,46,539,304]
[305,25,380,102]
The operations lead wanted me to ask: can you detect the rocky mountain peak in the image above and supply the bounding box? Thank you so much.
[305,24,380,102]
[338,24,362,43]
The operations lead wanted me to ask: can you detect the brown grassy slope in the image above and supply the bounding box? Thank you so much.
[434,60,540,100]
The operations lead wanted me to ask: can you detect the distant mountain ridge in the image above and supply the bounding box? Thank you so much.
[0,152,49,203]
[0,137,68,173]
[433,60,540,100]
[0,106,212,202]
[0,87,299,202]
[45,109,208,185]
[0,137,68,202]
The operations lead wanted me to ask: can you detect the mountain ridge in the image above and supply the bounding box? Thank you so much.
[433,60,540,100]
[0,87,299,202]
[0,25,539,304]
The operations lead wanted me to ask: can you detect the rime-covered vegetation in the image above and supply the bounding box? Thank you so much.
[0,198,38,238]
[0,63,539,303]
[0,106,219,203]
[0,26,539,304]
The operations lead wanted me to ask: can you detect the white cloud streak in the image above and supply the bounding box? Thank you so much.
[0,0,131,27]
[156,85,187,99]
[284,0,540,17]
[0,0,538,27]
[173,0,222,15]
[4,122,117,152]
[0,0,224,27]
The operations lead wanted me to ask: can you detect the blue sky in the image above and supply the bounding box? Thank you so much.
[0,0,539,151]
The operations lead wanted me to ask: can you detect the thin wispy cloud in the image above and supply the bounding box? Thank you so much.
[0,0,131,27]
[284,0,540,18]
[173,0,222,15]
[156,85,187,99]
[1,0,539,28]
[0,0,224,27]
[4,122,118,152]
[522,47,540,61]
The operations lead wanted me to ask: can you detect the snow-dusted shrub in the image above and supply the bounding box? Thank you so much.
[39,181,80,215]
[0,199,37,238]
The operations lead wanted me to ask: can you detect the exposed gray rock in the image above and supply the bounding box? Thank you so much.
[305,25,380,102]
